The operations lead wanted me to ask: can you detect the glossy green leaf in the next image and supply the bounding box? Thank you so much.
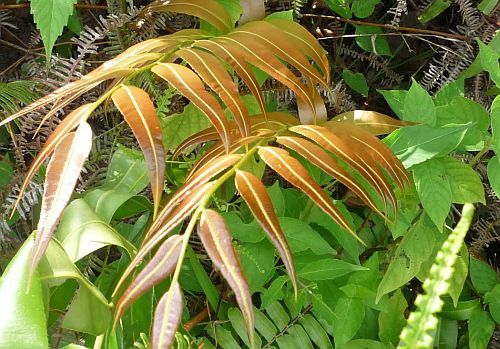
[354,26,392,57]
[378,89,407,119]
[436,318,458,349]
[351,0,381,18]
[403,78,435,125]
[324,0,352,18]
[278,217,336,255]
[441,157,485,204]
[478,39,500,86]
[0,236,48,349]
[434,79,464,107]
[435,96,490,150]
[484,284,500,323]
[55,199,135,262]
[384,123,469,168]
[298,258,367,281]
[300,314,333,349]
[448,244,469,307]
[333,296,365,346]
[469,308,495,349]
[260,275,288,309]
[412,158,451,229]
[470,257,498,294]
[418,0,451,23]
[103,146,150,194]
[237,240,276,293]
[377,216,436,301]
[478,0,499,14]
[342,69,369,96]
[439,299,480,321]
[488,156,500,199]
[378,289,407,346]
[491,95,500,153]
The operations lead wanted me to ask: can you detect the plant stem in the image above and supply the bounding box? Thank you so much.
[0,3,108,10]
[302,14,469,41]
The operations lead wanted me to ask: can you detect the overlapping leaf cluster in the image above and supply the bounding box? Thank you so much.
[0,0,411,347]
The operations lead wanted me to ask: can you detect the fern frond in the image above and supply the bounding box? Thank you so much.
[398,203,476,349]
[0,81,39,114]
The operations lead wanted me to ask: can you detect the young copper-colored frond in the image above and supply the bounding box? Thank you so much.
[186,135,263,180]
[114,182,215,295]
[234,170,297,297]
[173,128,222,159]
[31,122,92,276]
[266,18,330,84]
[215,36,320,123]
[198,209,254,345]
[258,146,364,245]
[296,80,327,124]
[114,234,183,324]
[290,125,396,214]
[177,47,251,137]
[193,39,267,119]
[152,63,231,151]
[326,110,412,136]
[111,85,165,219]
[147,0,232,34]
[275,135,384,217]
[147,154,243,238]
[230,21,328,87]
[329,123,411,191]
[152,282,183,349]
[12,103,94,217]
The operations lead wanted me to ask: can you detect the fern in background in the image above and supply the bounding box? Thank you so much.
[0,81,39,114]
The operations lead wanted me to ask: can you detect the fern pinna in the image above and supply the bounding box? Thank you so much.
[1,0,410,348]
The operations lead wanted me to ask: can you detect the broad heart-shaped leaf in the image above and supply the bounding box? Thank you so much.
[276,135,383,217]
[342,69,369,96]
[149,0,232,33]
[115,235,182,325]
[103,146,150,194]
[354,25,392,57]
[31,121,92,276]
[152,63,231,151]
[111,85,165,219]
[378,89,407,119]
[470,257,499,295]
[152,282,183,349]
[198,209,254,344]
[326,110,411,136]
[412,158,452,230]
[378,289,407,346]
[234,170,297,295]
[258,146,362,244]
[30,0,77,61]
[11,103,93,216]
[55,199,135,262]
[333,295,365,346]
[0,236,48,349]
[384,123,470,168]
[176,47,250,137]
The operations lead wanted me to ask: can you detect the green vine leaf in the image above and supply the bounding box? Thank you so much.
[30,0,77,62]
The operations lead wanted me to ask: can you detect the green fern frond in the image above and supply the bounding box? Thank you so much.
[398,203,476,349]
[0,81,39,114]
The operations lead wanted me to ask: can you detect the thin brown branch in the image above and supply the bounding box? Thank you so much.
[0,38,44,57]
[184,306,211,331]
[0,3,108,10]
[302,13,469,41]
